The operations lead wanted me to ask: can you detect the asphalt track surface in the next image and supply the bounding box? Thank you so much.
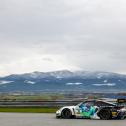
[0,113,126,126]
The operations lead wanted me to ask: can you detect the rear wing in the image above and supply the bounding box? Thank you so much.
[117,99,126,104]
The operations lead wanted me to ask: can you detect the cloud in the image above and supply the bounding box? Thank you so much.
[0,0,126,75]
[0,54,80,76]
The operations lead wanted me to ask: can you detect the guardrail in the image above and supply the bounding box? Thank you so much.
[0,100,82,107]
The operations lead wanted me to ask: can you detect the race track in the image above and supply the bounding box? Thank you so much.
[0,113,126,126]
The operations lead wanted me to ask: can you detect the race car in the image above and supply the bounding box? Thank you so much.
[56,98,126,120]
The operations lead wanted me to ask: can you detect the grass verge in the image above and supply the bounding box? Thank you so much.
[0,107,58,113]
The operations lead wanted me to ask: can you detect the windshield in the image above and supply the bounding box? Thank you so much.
[77,101,95,107]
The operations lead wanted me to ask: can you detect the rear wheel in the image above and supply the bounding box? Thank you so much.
[61,109,72,119]
[98,108,112,120]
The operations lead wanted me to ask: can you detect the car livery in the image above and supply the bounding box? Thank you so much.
[56,99,126,120]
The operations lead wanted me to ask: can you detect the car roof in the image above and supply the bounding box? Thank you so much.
[82,99,116,106]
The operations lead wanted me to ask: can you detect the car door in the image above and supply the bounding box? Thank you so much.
[74,101,95,118]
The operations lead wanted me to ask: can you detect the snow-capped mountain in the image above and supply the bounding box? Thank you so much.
[0,70,126,93]
[4,70,126,80]
[5,70,74,80]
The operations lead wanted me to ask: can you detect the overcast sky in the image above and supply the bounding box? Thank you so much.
[0,0,126,76]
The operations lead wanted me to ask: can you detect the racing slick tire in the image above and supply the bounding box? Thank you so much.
[98,108,112,120]
[61,108,72,119]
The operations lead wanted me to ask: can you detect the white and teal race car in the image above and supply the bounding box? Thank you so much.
[56,99,126,120]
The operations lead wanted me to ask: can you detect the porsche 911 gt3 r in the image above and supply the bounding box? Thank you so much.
[56,99,126,120]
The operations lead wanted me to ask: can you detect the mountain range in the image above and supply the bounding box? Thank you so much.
[0,70,126,93]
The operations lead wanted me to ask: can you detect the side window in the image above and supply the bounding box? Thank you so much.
[83,101,94,106]
[95,101,114,107]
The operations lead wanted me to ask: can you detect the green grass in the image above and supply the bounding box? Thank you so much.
[0,107,58,113]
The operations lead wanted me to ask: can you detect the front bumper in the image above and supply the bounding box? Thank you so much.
[56,110,61,118]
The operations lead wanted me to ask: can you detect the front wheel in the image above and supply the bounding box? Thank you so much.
[61,109,72,119]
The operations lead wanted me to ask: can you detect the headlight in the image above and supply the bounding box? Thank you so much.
[56,110,61,114]
[56,110,61,117]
